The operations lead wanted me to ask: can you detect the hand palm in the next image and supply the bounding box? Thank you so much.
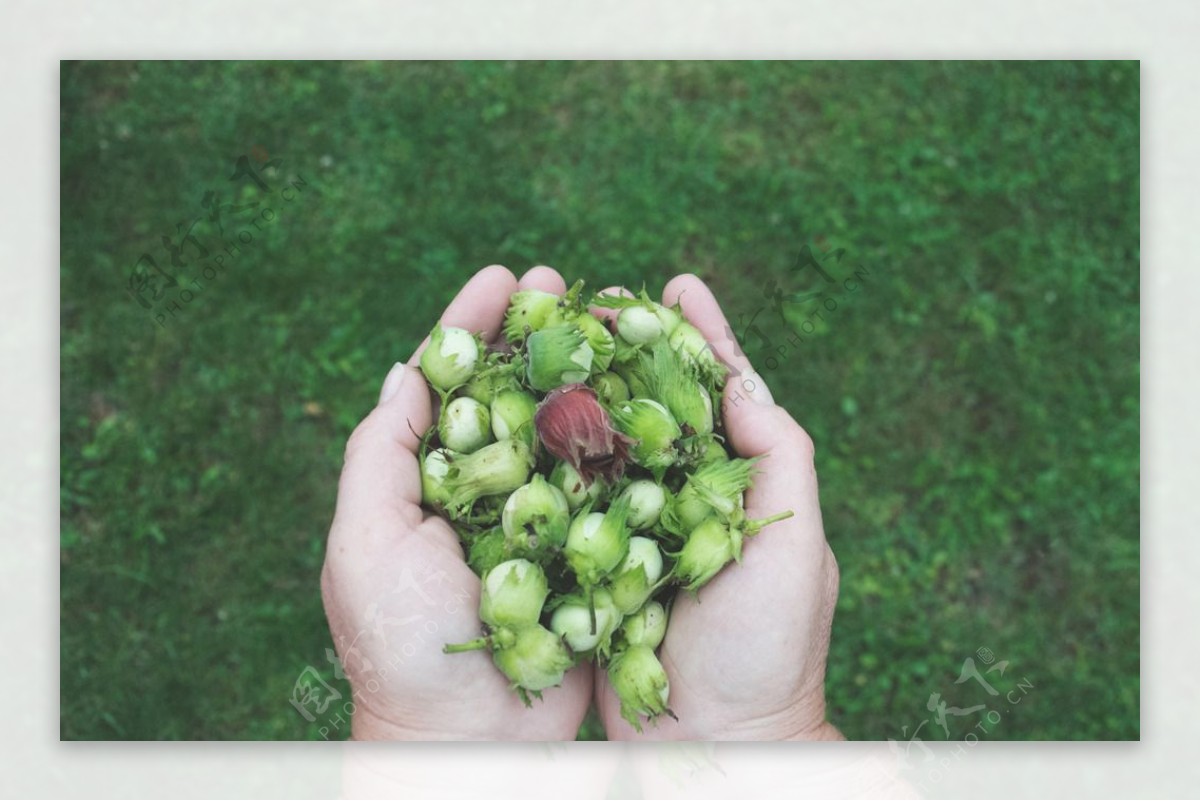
[596,501,837,740]
[324,509,592,739]
[324,266,838,741]
[594,276,838,740]
[322,265,592,740]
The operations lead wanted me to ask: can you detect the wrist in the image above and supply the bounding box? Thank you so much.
[786,719,844,741]
[349,706,425,741]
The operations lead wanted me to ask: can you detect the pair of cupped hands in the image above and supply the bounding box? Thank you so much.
[322,265,841,741]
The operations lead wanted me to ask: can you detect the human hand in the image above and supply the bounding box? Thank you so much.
[594,274,842,741]
[321,265,594,740]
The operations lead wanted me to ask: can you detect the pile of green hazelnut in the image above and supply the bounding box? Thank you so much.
[418,281,792,729]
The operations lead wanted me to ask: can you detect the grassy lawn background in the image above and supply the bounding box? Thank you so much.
[60,61,1139,740]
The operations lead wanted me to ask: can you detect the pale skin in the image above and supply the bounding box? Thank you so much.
[321,264,842,741]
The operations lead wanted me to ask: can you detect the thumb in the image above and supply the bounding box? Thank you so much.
[720,370,822,535]
[333,362,434,533]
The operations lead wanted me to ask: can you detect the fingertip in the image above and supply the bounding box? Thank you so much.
[446,265,519,330]
[408,264,520,364]
[662,273,707,308]
[589,285,633,325]
[378,361,407,405]
[596,285,634,300]
[663,275,754,377]
[375,362,434,452]
[338,363,433,522]
[518,265,568,295]
[666,273,720,327]
[476,263,519,287]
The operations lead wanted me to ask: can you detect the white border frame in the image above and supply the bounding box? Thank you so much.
[7,0,1196,796]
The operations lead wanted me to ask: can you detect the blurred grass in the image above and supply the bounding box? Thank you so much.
[60,61,1139,741]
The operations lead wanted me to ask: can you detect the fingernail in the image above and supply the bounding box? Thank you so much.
[739,368,775,406]
[378,363,406,404]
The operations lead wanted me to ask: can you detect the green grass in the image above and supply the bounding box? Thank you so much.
[60,61,1139,741]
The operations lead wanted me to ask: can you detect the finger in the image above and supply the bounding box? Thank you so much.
[334,362,434,532]
[661,277,820,533]
[663,271,778,434]
[589,285,634,327]
[407,264,519,366]
[662,273,755,378]
[340,264,518,528]
[518,265,567,294]
[720,377,823,537]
